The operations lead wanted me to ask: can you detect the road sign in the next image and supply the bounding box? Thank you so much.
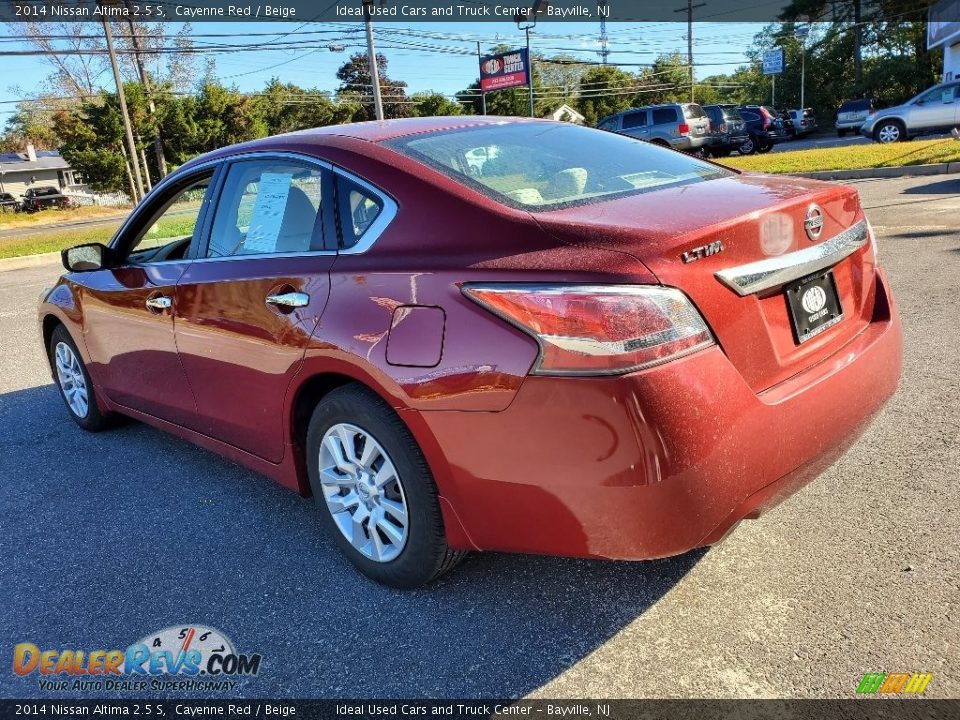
[763,48,785,75]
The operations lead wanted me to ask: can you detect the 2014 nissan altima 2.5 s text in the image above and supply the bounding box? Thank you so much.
[39,117,902,588]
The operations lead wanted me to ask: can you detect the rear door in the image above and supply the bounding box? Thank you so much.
[172,154,337,463]
[619,110,649,139]
[909,83,960,131]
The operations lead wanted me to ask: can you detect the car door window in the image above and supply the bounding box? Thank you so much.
[621,111,647,129]
[207,161,326,258]
[652,108,677,125]
[126,176,212,264]
[337,177,384,249]
[597,118,618,131]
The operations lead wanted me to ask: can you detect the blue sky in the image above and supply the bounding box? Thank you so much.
[0,21,765,124]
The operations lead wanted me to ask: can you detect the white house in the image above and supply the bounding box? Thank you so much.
[928,0,960,82]
[544,104,586,124]
[0,144,84,199]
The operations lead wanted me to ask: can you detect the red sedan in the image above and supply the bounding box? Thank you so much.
[39,117,902,587]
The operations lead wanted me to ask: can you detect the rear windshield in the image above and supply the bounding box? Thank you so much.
[722,107,743,121]
[839,99,870,112]
[385,123,732,210]
[683,104,707,119]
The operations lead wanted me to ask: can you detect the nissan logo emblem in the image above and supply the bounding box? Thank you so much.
[804,205,824,241]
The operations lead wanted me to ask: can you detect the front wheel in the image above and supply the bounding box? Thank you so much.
[738,136,756,155]
[49,325,114,432]
[306,384,466,588]
[875,121,905,144]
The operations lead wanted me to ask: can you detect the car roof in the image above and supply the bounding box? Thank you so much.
[265,115,544,144]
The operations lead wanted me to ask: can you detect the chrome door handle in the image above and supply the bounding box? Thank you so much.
[145,296,172,311]
[266,291,309,308]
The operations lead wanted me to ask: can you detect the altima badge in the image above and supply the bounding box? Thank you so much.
[804,204,825,241]
[681,240,724,263]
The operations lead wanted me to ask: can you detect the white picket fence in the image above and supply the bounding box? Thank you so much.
[65,190,132,208]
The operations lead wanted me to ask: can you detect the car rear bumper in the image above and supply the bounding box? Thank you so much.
[420,269,902,559]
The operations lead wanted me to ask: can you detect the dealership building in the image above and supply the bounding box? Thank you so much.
[929,0,960,81]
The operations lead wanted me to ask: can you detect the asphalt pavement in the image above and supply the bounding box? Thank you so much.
[0,175,957,699]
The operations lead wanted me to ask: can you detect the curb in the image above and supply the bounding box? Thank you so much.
[0,251,61,272]
[795,162,960,181]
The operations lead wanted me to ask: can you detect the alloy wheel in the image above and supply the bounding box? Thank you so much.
[54,341,88,418]
[740,137,755,154]
[877,124,901,143]
[318,423,409,562]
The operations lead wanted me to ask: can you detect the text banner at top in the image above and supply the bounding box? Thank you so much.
[0,0,934,23]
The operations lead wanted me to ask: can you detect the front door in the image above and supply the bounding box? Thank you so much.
[173,157,336,463]
[910,83,960,131]
[80,171,216,426]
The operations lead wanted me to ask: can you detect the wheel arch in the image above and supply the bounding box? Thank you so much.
[286,364,476,550]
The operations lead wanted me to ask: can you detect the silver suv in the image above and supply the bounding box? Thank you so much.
[598,103,712,153]
[861,82,960,143]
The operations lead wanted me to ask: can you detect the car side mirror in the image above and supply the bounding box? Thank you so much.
[62,243,112,272]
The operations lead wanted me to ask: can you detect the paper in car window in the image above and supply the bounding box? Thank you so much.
[243,172,292,253]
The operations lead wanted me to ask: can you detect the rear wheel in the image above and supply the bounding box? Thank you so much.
[710,148,732,158]
[49,325,113,432]
[756,138,774,153]
[837,129,847,137]
[875,120,905,144]
[305,384,466,588]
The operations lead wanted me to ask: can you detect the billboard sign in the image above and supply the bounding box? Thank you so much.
[479,49,530,92]
[762,48,785,75]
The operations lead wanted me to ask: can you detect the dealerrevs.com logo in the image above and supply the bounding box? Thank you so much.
[857,672,933,695]
[13,625,262,692]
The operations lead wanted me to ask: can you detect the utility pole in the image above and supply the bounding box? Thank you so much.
[102,17,144,201]
[362,0,384,121]
[525,26,534,117]
[477,41,487,115]
[675,0,706,103]
[852,0,863,92]
[516,1,549,118]
[124,0,167,178]
[598,0,610,64]
[795,23,810,109]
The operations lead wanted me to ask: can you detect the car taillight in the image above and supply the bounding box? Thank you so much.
[719,123,727,133]
[678,122,691,134]
[462,284,715,376]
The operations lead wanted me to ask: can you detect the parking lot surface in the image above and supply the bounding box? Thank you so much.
[0,175,957,699]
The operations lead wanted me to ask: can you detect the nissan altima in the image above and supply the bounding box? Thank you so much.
[39,117,902,587]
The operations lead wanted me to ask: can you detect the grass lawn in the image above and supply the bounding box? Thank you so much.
[0,224,122,260]
[0,204,129,229]
[721,137,960,174]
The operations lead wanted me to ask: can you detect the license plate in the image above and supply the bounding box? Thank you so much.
[785,270,843,344]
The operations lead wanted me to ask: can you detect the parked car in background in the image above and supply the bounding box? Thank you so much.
[702,104,749,157]
[732,105,790,154]
[40,116,901,588]
[836,98,874,137]
[597,103,712,154]
[21,186,71,212]
[787,108,818,137]
[0,192,19,212]
[861,81,960,143]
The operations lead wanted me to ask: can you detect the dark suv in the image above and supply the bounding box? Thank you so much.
[702,105,749,157]
[0,192,19,212]
[730,105,790,154]
[597,103,712,154]
[21,186,71,212]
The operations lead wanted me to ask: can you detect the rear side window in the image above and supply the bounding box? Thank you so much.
[724,108,744,121]
[741,110,760,122]
[652,108,677,125]
[622,111,647,129]
[337,178,383,249]
[683,105,706,119]
[207,161,326,258]
[597,117,618,131]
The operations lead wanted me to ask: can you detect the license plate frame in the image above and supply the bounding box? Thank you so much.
[785,269,844,344]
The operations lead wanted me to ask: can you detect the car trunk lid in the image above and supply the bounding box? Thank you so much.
[533,173,877,392]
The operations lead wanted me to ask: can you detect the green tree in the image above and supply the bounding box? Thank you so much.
[410,92,463,117]
[257,78,355,134]
[336,53,410,120]
[575,65,638,125]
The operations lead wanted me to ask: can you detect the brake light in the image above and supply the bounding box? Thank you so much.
[719,123,728,133]
[678,122,691,135]
[462,284,715,375]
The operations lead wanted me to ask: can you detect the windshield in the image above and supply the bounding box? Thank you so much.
[385,123,732,210]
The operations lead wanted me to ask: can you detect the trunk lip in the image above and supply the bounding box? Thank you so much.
[714,220,868,296]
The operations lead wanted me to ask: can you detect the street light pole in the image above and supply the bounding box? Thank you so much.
[525,26,534,118]
[363,0,384,121]
[795,23,810,110]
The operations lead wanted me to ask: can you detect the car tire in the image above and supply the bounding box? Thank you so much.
[49,325,114,432]
[711,148,732,158]
[738,136,756,155]
[837,129,847,137]
[874,120,905,144]
[305,383,466,588]
[756,138,773,153]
